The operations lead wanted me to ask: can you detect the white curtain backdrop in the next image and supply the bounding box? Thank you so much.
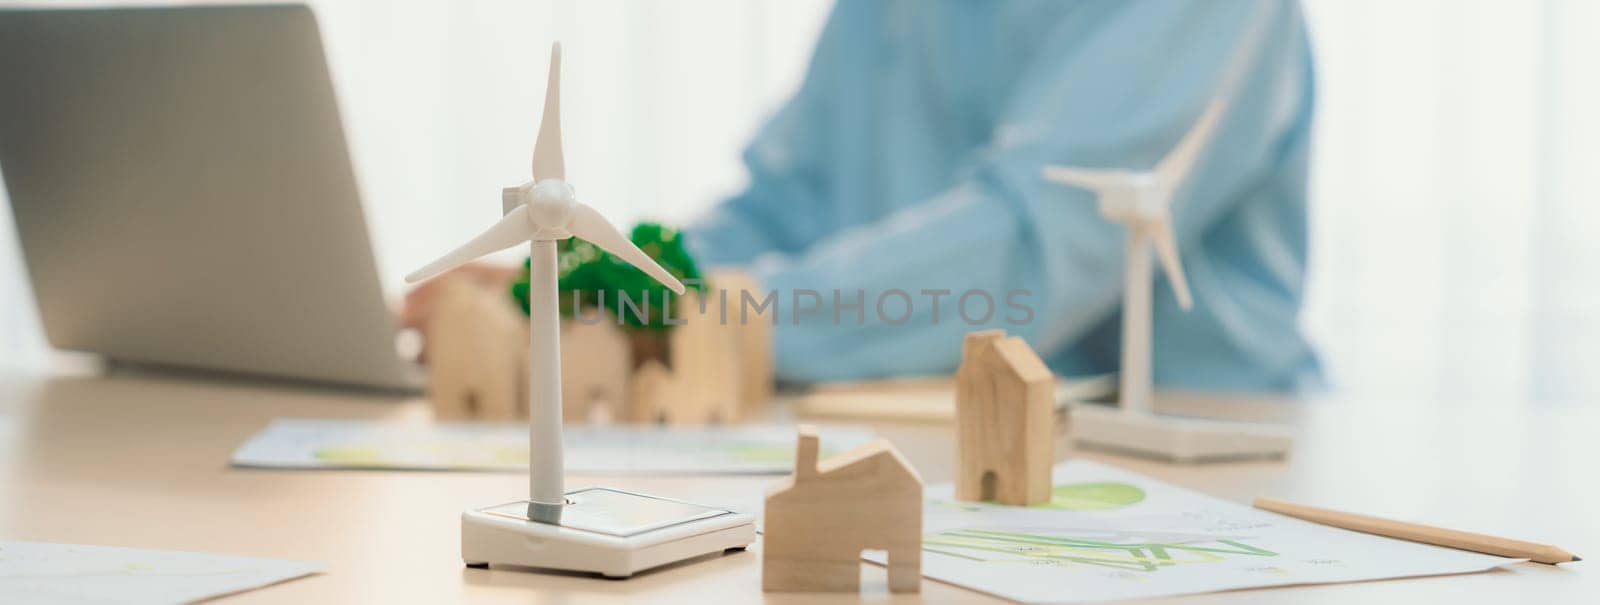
[2,0,1596,404]
[1302,0,1600,404]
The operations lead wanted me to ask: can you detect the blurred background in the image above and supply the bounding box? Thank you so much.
[2,0,1596,404]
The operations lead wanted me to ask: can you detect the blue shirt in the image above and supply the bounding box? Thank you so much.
[686,0,1321,391]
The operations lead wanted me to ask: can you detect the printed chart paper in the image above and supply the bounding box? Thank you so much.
[232,418,873,474]
[865,460,1521,603]
[0,541,323,604]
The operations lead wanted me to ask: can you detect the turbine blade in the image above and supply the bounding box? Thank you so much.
[568,203,686,294]
[405,206,534,283]
[532,42,565,181]
[1149,219,1193,311]
[1041,165,1124,195]
[1155,96,1227,188]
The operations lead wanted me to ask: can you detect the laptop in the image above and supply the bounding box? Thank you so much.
[0,5,423,391]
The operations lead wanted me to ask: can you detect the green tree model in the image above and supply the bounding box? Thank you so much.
[511,222,703,332]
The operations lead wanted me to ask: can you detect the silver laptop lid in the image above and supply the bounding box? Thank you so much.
[0,5,420,390]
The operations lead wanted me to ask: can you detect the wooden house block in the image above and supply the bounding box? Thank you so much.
[709,269,774,413]
[763,426,922,593]
[954,330,1055,505]
[425,277,527,421]
[630,290,743,424]
[626,359,675,423]
[559,314,631,423]
[672,288,743,424]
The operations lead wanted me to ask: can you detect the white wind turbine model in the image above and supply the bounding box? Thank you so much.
[409,43,753,578]
[1042,97,1292,463]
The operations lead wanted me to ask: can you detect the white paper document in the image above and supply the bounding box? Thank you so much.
[866,460,1521,603]
[231,418,873,474]
[0,541,323,604]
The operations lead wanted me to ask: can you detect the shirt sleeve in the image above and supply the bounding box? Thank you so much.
[693,0,1311,382]
[685,3,856,267]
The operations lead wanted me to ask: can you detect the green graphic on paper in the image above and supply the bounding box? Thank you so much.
[311,440,834,468]
[725,443,839,463]
[313,441,525,470]
[924,528,1278,572]
[1037,482,1147,511]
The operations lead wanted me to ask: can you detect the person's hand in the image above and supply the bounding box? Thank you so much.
[399,262,519,332]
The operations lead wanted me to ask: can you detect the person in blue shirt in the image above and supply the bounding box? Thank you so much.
[405,0,1321,391]
[684,0,1321,391]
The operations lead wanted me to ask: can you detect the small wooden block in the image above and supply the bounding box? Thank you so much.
[425,278,527,421]
[954,330,1055,505]
[630,290,743,424]
[627,359,677,423]
[708,269,774,413]
[559,315,631,423]
[763,426,923,593]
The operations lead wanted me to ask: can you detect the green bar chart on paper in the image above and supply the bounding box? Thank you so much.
[868,460,1522,604]
[925,527,1278,572]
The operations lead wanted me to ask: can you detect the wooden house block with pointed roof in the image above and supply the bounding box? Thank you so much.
[763,426,922,593]
[955,329,1055,506]
[425,277,527,421]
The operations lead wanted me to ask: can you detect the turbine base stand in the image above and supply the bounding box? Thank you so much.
[1072,403,1293,463]
[461,487,755,578]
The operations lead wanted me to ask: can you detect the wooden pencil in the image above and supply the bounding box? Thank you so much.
[1254,496,1580,564]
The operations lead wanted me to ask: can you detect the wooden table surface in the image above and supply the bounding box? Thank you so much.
[1,369,1593,603]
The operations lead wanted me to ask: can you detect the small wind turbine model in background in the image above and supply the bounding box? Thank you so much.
[408,43,754,578]
[1042,96,1293,463]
